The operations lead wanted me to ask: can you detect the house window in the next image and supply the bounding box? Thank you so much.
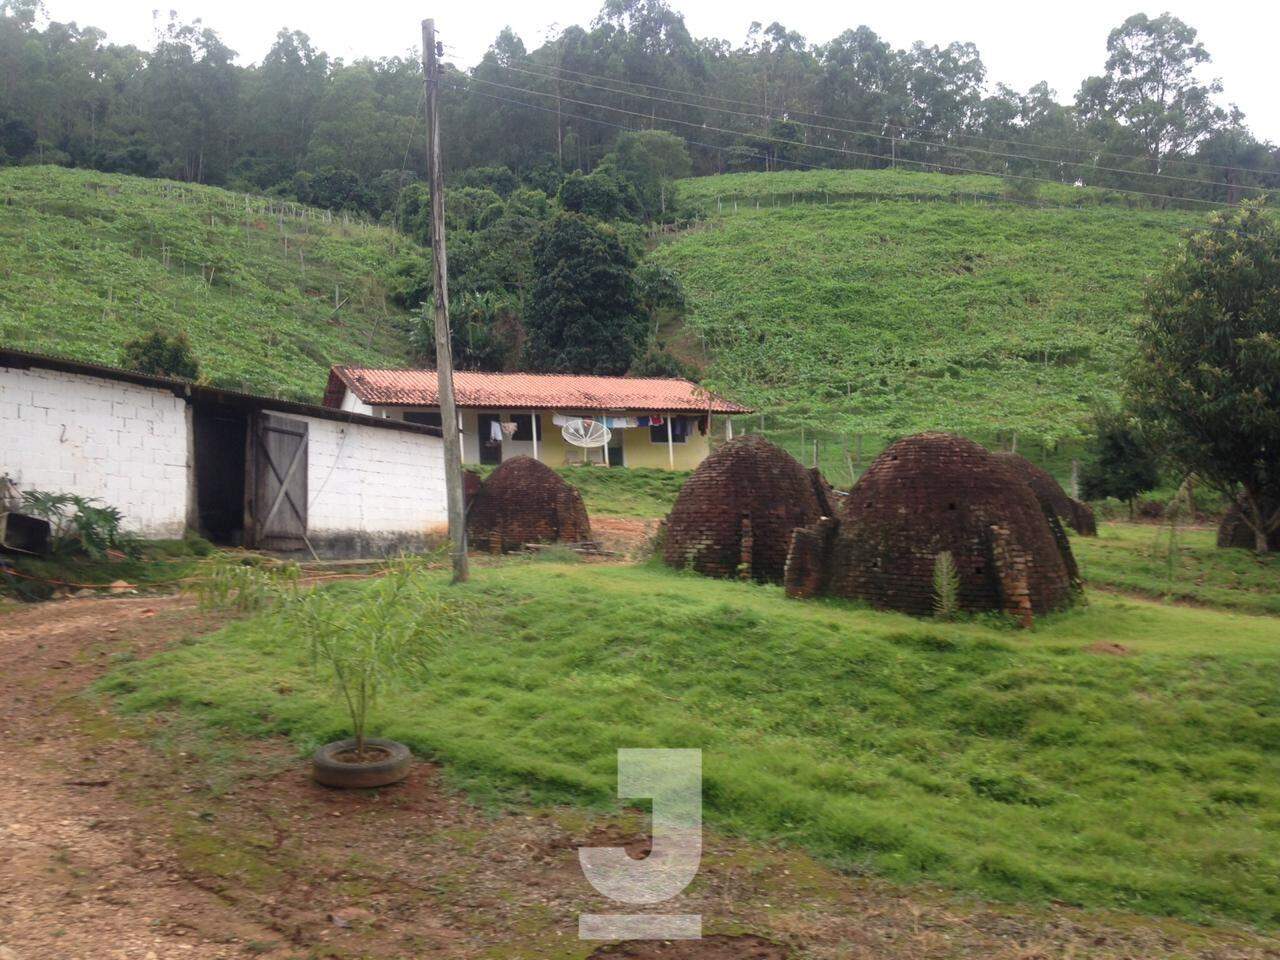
[403,410,442,428]
[650,419,686,444]
[511,413,542,441]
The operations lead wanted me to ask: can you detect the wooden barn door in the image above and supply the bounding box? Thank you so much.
[251,413,308,551]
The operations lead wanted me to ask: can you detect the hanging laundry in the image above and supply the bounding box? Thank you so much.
[552,414,572,427]
[606,416,638,429]
[500,421,519,439]
[636,416,651,427]
[671,416,690,439]
[489,419,504,443]
[649,415,664,427]
[698,415,709,436]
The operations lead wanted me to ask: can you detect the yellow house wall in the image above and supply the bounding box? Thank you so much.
[621,425,709,469]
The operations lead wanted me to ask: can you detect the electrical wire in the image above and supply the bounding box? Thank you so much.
[506,58,1280,180]
[494,61,1267,196]
[455,73,1232,209]
[448,81,1214,226]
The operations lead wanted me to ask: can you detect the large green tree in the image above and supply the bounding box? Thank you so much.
[524,213,646,374]
[1129,202,1280,552]
[1079,13,1224,175]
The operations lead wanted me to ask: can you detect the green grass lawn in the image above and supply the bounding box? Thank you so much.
[104,559,1280,927]
[1074,523,1280,616]
[556,465,689,517]
[0,166,414,400]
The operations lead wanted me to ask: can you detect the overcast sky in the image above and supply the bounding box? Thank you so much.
[40,0,1280,143]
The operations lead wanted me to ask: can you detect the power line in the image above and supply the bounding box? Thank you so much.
[399,89,426,176]
[458,73,1231,209]
[508,58,1280,181]
[494,61,1266,196]
[449,81,1215,227]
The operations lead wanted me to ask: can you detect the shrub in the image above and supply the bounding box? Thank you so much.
[120,329,201,380]
[1080,409,1160,515]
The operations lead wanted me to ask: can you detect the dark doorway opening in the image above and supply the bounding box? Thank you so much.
[477,413,502,465]
[192,403,248,545]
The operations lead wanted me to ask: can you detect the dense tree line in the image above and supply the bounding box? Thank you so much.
[3,0,1277,218]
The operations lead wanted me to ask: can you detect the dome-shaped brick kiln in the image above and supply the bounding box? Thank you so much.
[785,433,1080,625]
[664,435,832,583]
[994,452,1097,536]
[467,456,591,553]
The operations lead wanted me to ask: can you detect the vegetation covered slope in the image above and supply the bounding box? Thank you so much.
[0,166,415,400]
[657,169,1210,442]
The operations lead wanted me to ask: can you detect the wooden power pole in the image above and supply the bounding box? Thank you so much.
[422,18,468,583]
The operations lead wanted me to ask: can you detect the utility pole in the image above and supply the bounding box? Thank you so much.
[422,17,468,583]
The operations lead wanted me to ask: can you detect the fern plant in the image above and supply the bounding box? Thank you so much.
[19,490,137,558]
[932,551,961,620]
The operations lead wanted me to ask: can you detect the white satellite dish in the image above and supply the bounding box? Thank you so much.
[560,417,612,448]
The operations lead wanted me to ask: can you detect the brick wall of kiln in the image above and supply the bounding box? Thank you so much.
[786,434,1078,622]
[466,456,591,553]
[663,435,826,583]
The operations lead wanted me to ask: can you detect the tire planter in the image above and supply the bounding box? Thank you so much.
[312,738,412,789]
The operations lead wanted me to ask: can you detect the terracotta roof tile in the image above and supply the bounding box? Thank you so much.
[325,366,752,414]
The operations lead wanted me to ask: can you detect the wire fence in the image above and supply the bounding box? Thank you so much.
[721,415,1084,494]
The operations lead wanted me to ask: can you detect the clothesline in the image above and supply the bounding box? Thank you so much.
[482,411,712,446]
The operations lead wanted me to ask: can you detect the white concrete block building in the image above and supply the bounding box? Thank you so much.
[1,349,447,557]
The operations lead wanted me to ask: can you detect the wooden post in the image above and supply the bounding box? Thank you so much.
[423,18,468,583]
[1070,458,1080,500]
[666,416,675,470]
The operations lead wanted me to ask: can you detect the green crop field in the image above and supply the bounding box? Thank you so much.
[658,168,1212,444]
[105,554,1280,926]
[0,166,415,401]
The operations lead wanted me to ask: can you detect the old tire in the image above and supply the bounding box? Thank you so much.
[312,738,411,789]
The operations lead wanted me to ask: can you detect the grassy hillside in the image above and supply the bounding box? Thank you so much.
[107,559,1280,925]
[659,168,1211,444]
[0,166,416,401]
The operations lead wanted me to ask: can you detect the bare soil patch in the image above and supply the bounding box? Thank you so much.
[1,593,1278,959]
[589,517,659,557]
[1085,641,1133,656]
[586,934,789,959]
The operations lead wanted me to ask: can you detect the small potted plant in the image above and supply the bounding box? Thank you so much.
[295,555,467,789]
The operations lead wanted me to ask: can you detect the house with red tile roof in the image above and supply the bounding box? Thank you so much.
[323,366,752,470]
